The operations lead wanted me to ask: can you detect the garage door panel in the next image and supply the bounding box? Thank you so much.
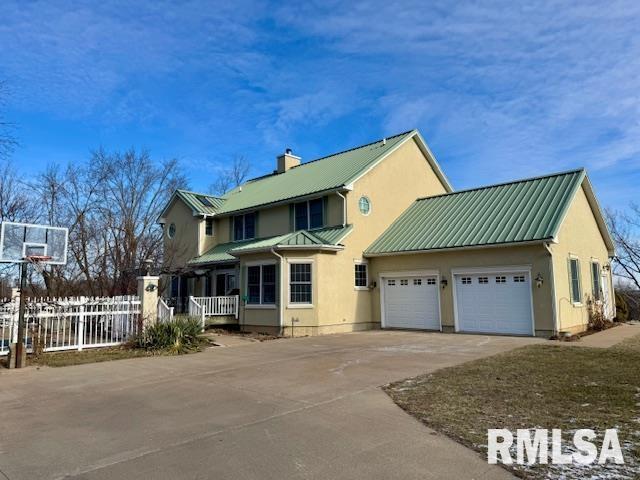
[455,272,532,335]
[383,276,440,330]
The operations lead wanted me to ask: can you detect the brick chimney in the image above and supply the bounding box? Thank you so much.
[277,148,301,174]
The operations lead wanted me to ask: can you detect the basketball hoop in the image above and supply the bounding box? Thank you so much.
[25,255,52,274]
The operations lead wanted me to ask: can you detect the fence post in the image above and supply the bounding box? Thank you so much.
[138,275,159,330]
[77,296,85,351]
[10,287,19,344]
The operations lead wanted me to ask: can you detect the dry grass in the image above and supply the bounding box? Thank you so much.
[385,336,640,479]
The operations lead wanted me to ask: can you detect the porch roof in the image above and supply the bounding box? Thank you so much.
[187,224,353,266]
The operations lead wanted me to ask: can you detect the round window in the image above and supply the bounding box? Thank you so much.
[358,196,371,216]
[167,223,176,239]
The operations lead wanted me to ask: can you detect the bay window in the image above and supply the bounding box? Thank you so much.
[290,263,312,304]
[246,263,276,305]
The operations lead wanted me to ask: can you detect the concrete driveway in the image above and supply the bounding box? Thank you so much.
[0,331,540,480]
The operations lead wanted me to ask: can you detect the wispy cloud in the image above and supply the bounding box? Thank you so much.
[1,1,639,208]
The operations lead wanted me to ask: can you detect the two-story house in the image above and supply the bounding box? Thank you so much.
[159,129,615,337]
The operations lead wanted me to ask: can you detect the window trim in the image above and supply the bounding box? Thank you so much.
[287,259,314,308]
[354,260,369,290]
[167,223,176,239]
[245,261,277,308]
[205,218,214,236]
[591,259,601,301]
[569,255,582,306]
[358,196,371,216]
[233,212,256,241]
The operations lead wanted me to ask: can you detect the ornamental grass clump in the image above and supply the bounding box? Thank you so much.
[134,317,204,354]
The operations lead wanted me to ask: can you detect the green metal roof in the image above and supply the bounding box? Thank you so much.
[216,131,416,214]
[365,169,586,255]
[188,225,353,265]
[175,190,225,216]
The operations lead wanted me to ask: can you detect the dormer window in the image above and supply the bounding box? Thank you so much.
[233,212,256,241]
[294,198,324,231]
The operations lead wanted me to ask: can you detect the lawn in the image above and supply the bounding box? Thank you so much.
[385,335,640,479]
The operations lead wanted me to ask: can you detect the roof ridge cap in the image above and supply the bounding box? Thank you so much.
[415,168,585,202]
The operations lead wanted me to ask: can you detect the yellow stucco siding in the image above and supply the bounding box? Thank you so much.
[162,199,200,269]
[368,245,554,335]
[312,137,449,330]
[256,204,290,237]
[550,185,614,334]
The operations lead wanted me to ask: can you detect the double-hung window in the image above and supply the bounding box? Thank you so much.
[290,263,312,304]
[246,264,276,305]
[569,257,582,304]
[205,218,214,236]
[233,212,256,241]
[591,261,601,301]
[354,263,368,288]
[294,198,324,230]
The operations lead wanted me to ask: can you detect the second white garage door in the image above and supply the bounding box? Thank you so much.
[382,275,440,330]
[454,272,533,335]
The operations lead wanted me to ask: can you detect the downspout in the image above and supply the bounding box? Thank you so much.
[336,191,347,227]
[544,242,559,336]
[271,248,285,336]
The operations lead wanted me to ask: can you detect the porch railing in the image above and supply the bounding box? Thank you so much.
[157,297,174,323]
[190,296,239,319]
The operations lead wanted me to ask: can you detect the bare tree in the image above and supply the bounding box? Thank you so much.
[209,155,251,195]
[29,149,187,296]
[607,206,640,291]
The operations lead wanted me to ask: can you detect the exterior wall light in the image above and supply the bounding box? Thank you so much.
[369,281,377,289]
[535,273,544,288]
[145,284,157,292]
[440,278,448,289]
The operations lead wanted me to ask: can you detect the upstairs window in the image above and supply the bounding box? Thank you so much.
[294,198,324,230]
[205,218,214,236]
[569,257,581,303]
[233,212,256,241]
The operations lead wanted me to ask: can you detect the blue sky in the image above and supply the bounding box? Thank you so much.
[1,1,639,208]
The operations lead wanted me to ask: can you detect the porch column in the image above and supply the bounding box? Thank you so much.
[137,275,160,329]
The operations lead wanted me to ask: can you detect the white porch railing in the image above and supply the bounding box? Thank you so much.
[188,296,205,331]
[0,295,140,356]
[157,297,174,323]
[191,296,239,319]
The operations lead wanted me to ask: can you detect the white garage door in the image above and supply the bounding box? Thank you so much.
[454,272,533,335]
[383,276,440,330]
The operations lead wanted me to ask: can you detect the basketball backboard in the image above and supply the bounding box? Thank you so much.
[0,222,68,265]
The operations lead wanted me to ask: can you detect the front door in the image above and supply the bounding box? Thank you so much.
[215,274,227,296]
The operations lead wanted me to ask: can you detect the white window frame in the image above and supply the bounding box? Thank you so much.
[205,218,214,237]
[358,196,371,216]
[287,258,314,308]
[569,255,582,306]
[590,259,601,302]
[354,260,369,290]
[245,260,277,309]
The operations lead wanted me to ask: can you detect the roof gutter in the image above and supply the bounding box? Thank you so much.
[336,191,347,227]
[271,248,285,336]
[544,241,559,337]
[231,244,344,256]
[364,239,554,257]
[217,186,351,217]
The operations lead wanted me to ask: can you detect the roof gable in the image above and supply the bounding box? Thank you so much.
[366,169,592,255]
[159,190,224,220]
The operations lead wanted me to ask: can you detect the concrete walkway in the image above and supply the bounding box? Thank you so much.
[554,322,640,348]
[0,331,540,480]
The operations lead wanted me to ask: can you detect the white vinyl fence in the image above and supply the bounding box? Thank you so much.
[0,295,140,356]
[157,297,174,323]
